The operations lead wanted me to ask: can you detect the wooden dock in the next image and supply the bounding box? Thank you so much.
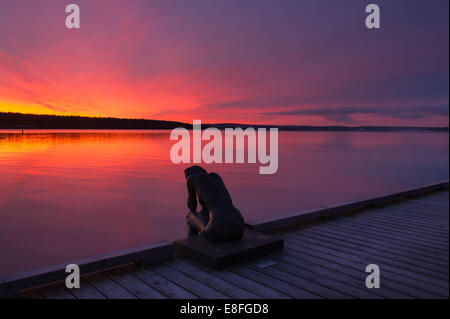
[15,188,448,299]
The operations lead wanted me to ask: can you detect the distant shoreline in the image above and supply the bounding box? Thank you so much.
[0,112,448,132]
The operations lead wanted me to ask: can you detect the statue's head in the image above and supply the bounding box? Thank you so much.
[184,165,207,180]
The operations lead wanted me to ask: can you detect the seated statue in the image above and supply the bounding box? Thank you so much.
[184,165,245,242]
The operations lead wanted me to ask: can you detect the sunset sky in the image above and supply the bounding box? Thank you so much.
[0,0,448,126]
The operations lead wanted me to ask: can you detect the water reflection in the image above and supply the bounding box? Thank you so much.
[0,130,448,275]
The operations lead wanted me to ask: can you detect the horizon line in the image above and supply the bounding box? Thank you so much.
[0,111,449,129]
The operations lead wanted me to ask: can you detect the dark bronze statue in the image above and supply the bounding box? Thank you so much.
[184,166,245,242]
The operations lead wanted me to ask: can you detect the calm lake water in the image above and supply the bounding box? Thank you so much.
[0,130,448,275]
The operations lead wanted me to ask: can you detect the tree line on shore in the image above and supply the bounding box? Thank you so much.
[0,112,448,132]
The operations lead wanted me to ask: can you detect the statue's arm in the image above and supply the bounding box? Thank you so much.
[187,177,197,213]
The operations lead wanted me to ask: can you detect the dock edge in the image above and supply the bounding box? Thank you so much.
[246,180,449,233]
[0,241,173,298]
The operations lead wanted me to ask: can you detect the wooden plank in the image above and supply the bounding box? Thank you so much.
[183,259,291,299]
[299,222,449,268]
[245,258,351,298]
[228,264,320,299]
[68,280,106,299]
[317,207,448,232]
[305,212,449,244]
[265,257,384,299]
[376,205,449,219]
[410,198,449,207]
[424,193,450,204]
[402,192,449,204]
[39,283,76,299]
[107,269,167,299]
[271,249,410,299]
[359,211,449,232]
[392,203,449,214]
[394,200,449,210]
[285,232,449,286]
[169,259,260,299]
[149,263,229,299]
[294,228,449,276]
[311,213,449,248]
[400,195,449,207]
[328,218,449,254]
[315,220,449,262]
[18,289,44,299]
[385,205,449,216]
[0,241,173,298]
[385,207,449,220]
[283,239,448,298]
[283,242,444,298]
[86,273,137,299]
[369,205,449,222]
[329,218,450,253]
[299,225,449,273]
[128,265,197,299]
[345,214,449,239]
[286,232,449,284]
[269,252,406,299]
